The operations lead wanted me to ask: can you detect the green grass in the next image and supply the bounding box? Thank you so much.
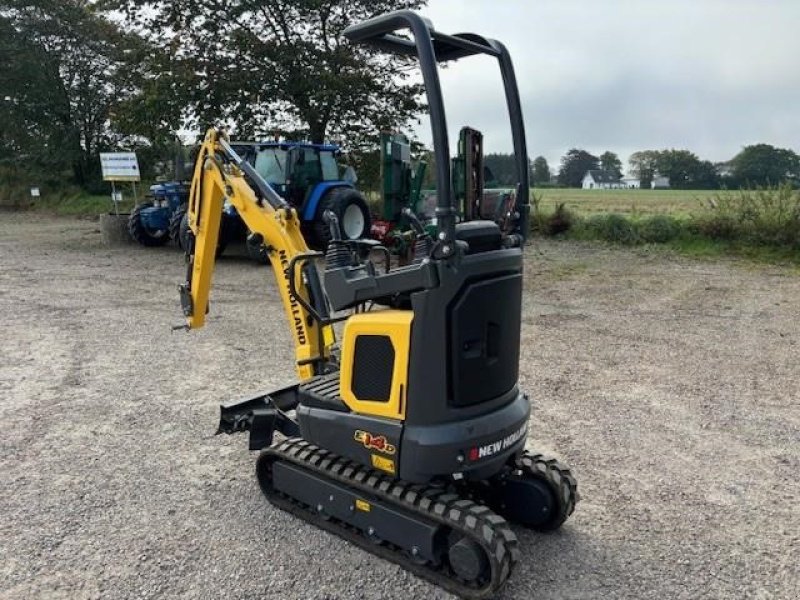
[32,191,136,215]
[19,184,710,219]
[533,188,716,218]
[664,237,800,266]
[532,186,800,267]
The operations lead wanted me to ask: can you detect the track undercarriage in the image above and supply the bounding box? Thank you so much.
[255,438,578,599]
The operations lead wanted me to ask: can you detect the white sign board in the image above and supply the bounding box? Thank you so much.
[30,187,40,198]
[100,152,141,182]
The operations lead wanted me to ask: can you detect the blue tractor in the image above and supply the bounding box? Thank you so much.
[230,141,370,249]
[174,140,370,258]
[128,182,190,247]
[172,196,245,257]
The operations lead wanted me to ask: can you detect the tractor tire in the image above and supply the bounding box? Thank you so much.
[178,212,193,253]
[128,202,169,247]
[312,187,371,250]
[246,233,270,264]
[179,211,227,258]
[170,205,187,249]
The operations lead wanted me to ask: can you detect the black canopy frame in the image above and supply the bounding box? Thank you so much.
[344,10,530,245]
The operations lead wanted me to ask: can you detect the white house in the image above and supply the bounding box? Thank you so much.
[582,170,623,189]
[621,178,640,189]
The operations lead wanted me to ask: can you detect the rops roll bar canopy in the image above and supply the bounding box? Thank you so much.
[344,10,530,244]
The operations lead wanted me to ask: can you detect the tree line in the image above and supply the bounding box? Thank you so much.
[4,1,797,196]
[526,145,800,189]
[0,0,425,192]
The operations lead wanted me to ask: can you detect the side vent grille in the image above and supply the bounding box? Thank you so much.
[352,335,395,402]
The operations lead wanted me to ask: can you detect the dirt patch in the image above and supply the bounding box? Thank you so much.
[1,213,798,599]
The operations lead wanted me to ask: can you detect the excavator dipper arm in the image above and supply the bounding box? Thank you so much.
[179,129,333,380]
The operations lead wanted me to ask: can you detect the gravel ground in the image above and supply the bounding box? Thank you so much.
[1,213,798,600]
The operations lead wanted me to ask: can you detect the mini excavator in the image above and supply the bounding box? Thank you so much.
[178,11,578,598]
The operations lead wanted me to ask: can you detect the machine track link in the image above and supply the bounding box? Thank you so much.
[256,438,519,600]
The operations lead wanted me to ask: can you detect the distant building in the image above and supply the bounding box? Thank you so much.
[715,162,734,178]
[621,178,640,189]
[651,176,670,189]
[582,170,623,189]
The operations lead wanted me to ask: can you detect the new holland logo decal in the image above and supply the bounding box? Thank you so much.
[468,423,527,461]
[354,430,396,455]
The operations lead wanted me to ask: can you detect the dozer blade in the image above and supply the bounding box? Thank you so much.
[216,386,301,450]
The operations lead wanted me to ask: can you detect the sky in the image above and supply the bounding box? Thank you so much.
[413,0,800,175]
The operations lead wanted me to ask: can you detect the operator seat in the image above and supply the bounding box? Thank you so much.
[455,220,502,254]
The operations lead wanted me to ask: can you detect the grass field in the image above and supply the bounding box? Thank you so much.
[30,191,137,215]
[534,188,716,218]
[532,186,800,266]
[23,186,713,219]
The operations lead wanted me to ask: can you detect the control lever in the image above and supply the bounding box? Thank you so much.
[401,207,426,235]
[402,207,433,262]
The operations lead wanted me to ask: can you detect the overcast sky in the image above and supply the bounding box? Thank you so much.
[412,0,800,174]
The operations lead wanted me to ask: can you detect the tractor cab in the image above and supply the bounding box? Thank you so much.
[282,143,342,207]
[233,141,370,248]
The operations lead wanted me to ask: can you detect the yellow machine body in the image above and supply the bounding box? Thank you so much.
[339,310,413,420]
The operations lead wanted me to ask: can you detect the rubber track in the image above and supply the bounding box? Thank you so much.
[516,451,579,530]
[256,438,520,600]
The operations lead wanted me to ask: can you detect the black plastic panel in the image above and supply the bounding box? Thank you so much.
[297,405,403,470]
[404,248,524,427]
[448,274,522,407]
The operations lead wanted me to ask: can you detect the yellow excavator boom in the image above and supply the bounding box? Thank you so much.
[180,128,334,380]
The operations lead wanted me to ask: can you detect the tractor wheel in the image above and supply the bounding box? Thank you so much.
[178,211,193,253]
[312,187,371,249]
[180,211,227,258]
[246,232,270,264]
[128,202,169,247]
[170,205,187,249]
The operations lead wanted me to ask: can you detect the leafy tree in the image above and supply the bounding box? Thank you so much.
[730,144,800,187]
[346,146,380,195]
[652,149,705,190]
[481,153,533,187]
[111,0,427,148]
[557,148,598,188]
[599,151,622,178]
[628,150,659,189]
[0,0,142,187]
[532,155,550,185]
[110,43,190,152]
[688,159,720,190]
[629,149,719,189]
